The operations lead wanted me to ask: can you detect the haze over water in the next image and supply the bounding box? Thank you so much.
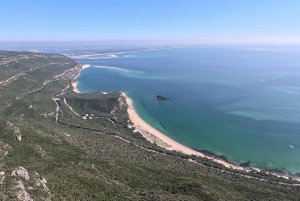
[73,46,300,174]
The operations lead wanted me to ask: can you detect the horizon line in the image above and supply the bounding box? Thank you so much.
[1,41,300,46]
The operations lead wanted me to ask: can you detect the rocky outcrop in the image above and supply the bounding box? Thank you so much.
[156,95,169,101]
[11,167,29,180]
[14,133,22,141]
[15,180,33,201]
[36,177,49,191]
[11,170,51,200]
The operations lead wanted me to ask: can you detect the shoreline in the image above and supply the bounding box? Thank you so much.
[70,65,300,182]
[72,64,90,93]
[124,93,245,170]
[69,45,205,59]
[123,92,300,181]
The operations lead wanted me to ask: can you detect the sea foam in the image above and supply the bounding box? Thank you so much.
[93,65,128,71]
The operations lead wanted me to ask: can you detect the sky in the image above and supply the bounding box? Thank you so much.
[1,0,300,45]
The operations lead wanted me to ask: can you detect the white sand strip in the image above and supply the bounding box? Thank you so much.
[71,64,90,93]
[123,92,245,171]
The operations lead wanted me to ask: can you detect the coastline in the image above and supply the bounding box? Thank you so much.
[69,45,204,59]
[70,65,299,181]
[72,64,90,93]
[124,93,246,170]
[123,93,300,181]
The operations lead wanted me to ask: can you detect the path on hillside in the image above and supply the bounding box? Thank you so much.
[51,93,300,187]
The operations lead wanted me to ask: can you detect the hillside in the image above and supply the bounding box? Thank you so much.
[0,50,300,200]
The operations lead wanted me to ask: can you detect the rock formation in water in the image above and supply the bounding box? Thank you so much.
[156,95,169,101]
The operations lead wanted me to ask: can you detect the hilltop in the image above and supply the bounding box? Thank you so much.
[0,50,299,200]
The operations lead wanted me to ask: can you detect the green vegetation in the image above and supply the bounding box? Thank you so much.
[0,50,299,200]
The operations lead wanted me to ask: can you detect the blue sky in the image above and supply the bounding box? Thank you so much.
[1,0,300,44]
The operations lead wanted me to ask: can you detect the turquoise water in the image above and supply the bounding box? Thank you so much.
[74,46,300,174]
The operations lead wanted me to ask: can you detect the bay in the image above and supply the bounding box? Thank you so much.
[75,46,300,174]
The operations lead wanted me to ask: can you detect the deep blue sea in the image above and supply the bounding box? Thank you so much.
[70,46,300,174]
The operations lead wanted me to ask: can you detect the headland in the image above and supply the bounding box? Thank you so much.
[73,64,300,181]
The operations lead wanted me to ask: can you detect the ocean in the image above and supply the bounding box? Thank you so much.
[72,45,300,175]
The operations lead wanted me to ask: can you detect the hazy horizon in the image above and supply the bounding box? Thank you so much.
[1,1,300,45]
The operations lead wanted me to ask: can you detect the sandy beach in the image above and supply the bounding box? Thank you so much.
[72,64,90,93]
[70,45,206,59]
[82,64,90,69]
[72,82,80,93]
[123,93,300,181]
[70,64,299,180]
[123,93,247,171]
